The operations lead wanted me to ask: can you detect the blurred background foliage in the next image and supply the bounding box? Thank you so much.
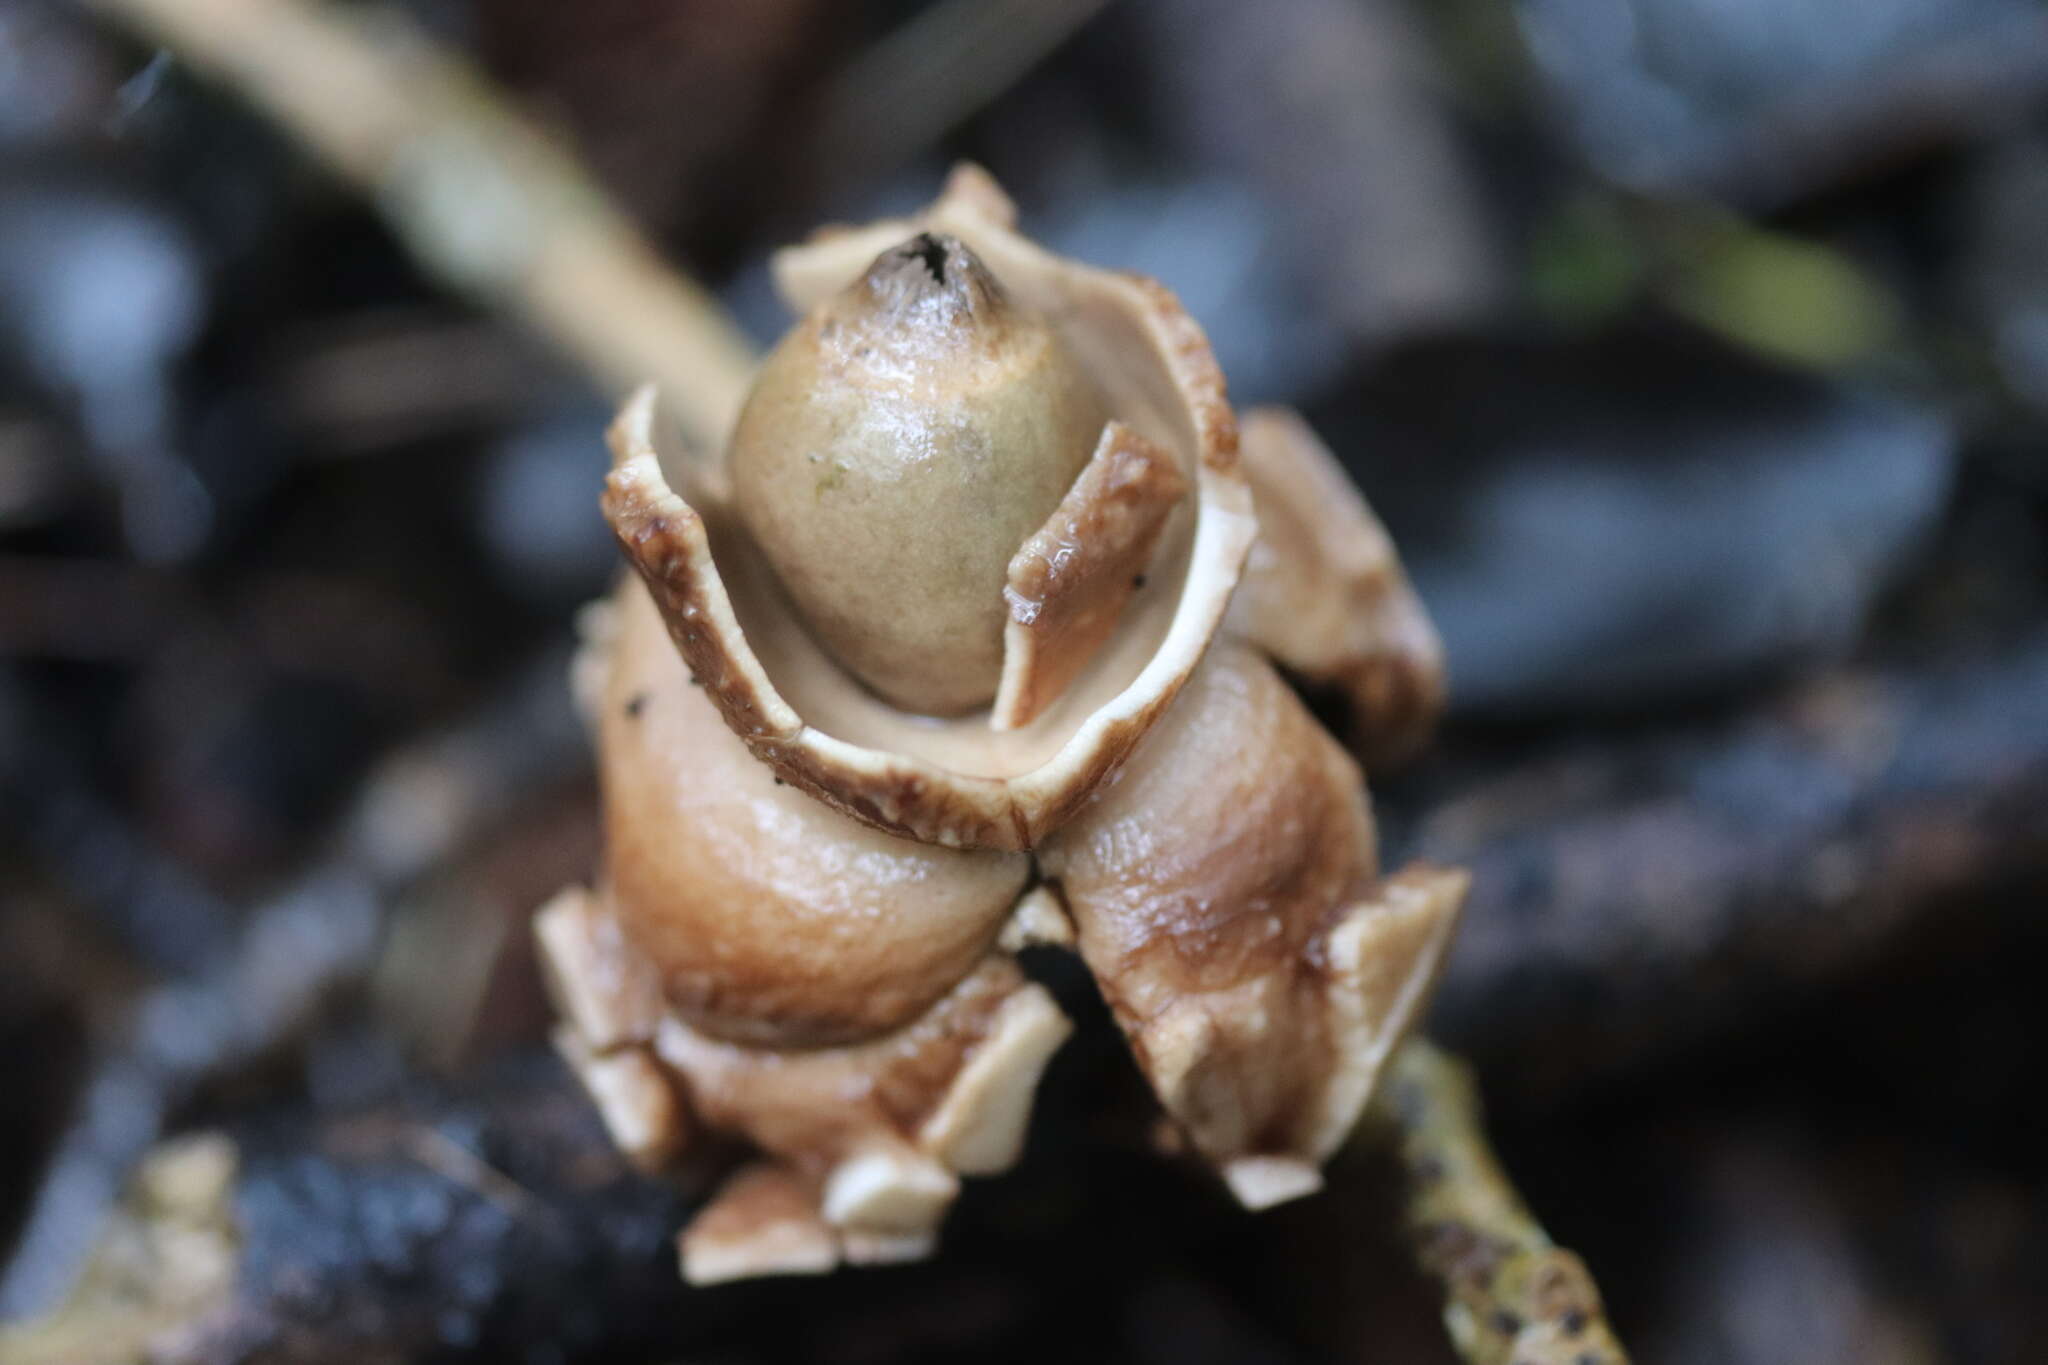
[2,0,2046,1361]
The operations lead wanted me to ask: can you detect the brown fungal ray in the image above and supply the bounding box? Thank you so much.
[678,1164,839,1286]
[1039,642,1466,1203]
[654,955,1051,1178]
[1225,406,1446,770]
[993,420,1189,731]
[535,884,688,1173]
[549,1024,687,1174]
[537,853,1073,1282]
[594,574,1031,1046]
[658,954,1071,1282]
[601,161,1257,852]
[532,883,664,1052]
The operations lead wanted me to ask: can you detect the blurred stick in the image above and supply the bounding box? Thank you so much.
[812,0,1111,191]
[1385,1041,1630,1365]
[76,0,758,451]
[1419,629,2048,1096]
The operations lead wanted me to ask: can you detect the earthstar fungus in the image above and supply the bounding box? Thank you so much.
[537,166,1466,1284]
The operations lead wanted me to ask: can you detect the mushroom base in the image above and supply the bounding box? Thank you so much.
[541,167,1466,1285]
[535,883,1071,1285]
[536,637,1467,1285]
[1041,643,1467,1182]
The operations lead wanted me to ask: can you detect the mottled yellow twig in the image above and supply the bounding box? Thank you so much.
[77,0,759,451]
[1385,1040,1631,1365]
[0,1134,239,1365]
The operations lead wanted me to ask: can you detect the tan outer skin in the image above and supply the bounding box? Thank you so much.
[1226,407,1446,770]
[599,577,1030,1047]
[731,233,1109,717]
[1041,641,1464,1187]
[655,954,1033,1181]
[994,420,1188,730]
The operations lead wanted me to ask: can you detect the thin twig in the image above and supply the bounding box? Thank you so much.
[77,0,759,451]
[1384,1040,1630,1365]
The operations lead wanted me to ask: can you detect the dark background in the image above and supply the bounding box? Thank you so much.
[3,0,2047,1360]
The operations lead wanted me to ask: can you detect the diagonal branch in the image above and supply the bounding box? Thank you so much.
[1384,1040,1630,1365]
[77,0,759,451]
